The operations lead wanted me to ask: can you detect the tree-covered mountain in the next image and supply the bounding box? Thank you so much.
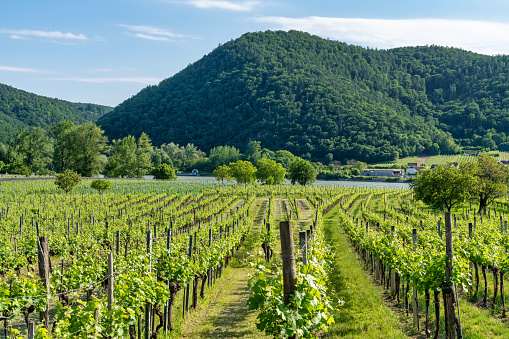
[0,83,112,143]
[97,30,509,163]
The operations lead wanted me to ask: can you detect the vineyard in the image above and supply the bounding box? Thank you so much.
[1,180,509,338]
[374,152,509,168]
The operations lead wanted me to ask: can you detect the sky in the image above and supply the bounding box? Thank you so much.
[3,0,509,107]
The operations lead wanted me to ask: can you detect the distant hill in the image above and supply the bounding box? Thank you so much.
[0,83,112,143]
[97,30,509,163]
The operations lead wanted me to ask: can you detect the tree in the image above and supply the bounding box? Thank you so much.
[152,163,177,180]
[229,160,256,184]
[463,154,509,215]
[256,158,286,185]
[133,132,153,177]
[51,120,75,173]
[90,179,112,192]
[209,145,241,169]
[107,133,153,178]
[57,122,108,177]
[9,127,53,172]
[55,170,82,193]
[410,164,475,211]
[213,165,232,183]
[246,141,262,163]
[288,158,316,186]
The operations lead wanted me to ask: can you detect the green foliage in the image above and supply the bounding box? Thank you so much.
[106,133,153,178]
[5,162,32,176]
[96,30,509,163]
[410,164,475,211]
[213,164,232,183]
[54,169,82,193]
[0,83,111,144]
[208,145,241,169]
[51,121,108,177]
[152,163,177,180]
[90,179,112,192]
[229,160,257,184]
[288,158,316,186]
[256,158,286,184]
[463,154,509,214]
[8,127,53,172]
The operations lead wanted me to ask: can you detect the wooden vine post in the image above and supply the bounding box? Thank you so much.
[280,221,297,339]
[37,236,50,330]
[412,229,419,330]
[444,212,458,339]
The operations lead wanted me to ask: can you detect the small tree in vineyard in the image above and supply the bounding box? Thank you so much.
[55,170,82,194]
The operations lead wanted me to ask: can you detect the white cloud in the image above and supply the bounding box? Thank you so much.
[119,24,192,41]
[0,65,52,74]
[47,77,162,84]
[253,16,509,55]
[180,0,260,11]
[0,28,88,41]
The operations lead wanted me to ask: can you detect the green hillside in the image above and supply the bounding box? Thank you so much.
[0,83,112,143]
[97,30,509,163]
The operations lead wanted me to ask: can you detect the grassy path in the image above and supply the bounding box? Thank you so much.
[181,198,271,338]
[323,204,409,339]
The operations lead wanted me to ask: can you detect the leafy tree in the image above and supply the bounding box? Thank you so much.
[288,158,316,186]
[133,132,153,177]
[229,160,257,184]
[209,146,241,169]
[410,164,475,211]
[463,154,509,215]
[53,122,108,177]
[256,158,286,185]
[152,163,177,180]
[107,133,153,178]
[246,141,262,163]
[274,150,296,169]
[90,179,112,193]
[55,170,82,193]
[9,127,53,172]
[213,165,232,183]
[51,120,75,173]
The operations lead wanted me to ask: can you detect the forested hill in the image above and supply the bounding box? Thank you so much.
[0,83,112,143]
[97,30,509,163]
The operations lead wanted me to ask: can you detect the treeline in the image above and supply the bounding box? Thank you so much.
[97,30,509,163]
[0,83,112,143]
[0,123,336,180]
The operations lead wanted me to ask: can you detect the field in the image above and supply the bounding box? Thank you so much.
[1,179,509,338]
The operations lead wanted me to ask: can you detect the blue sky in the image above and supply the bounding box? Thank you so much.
[2,0,509,107]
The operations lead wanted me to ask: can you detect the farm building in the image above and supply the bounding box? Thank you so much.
[361,169,404,177]
[406,166,421,174]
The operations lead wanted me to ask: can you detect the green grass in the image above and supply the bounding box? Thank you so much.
[323,205,409,338]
